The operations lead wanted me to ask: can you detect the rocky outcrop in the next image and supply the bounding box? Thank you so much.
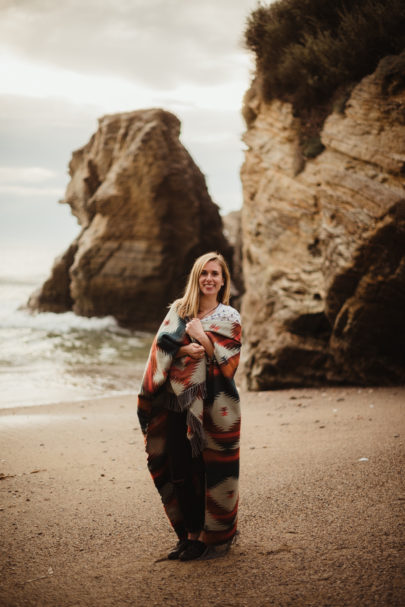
[28,109,231,330]
[222,210,244,300]
[241,53,405,388]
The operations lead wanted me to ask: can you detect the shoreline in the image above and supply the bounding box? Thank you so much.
[1,386,404,606]
[0,390,140,414]
[0,377,401,413]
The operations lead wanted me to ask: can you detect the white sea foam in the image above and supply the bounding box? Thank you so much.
[0,307,120,333]
[0,242,153,409]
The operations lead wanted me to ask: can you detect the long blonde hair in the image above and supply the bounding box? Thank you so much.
[175,252,231,319]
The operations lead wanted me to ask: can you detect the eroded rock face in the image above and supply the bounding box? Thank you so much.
[241,53,405,388]
[222,210,244,300]
[28,109,231,329]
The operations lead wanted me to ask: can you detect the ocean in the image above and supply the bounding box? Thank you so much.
[0,242,153,409]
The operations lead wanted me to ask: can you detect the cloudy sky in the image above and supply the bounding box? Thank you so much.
[0,0,260,249]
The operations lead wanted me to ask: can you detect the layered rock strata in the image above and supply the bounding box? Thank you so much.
[28,109,231,330]
[241,53,405,388]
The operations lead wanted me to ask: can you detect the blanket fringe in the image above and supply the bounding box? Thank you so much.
[187,409,207,457]
[167,382,207,412]
[163,382,207,457]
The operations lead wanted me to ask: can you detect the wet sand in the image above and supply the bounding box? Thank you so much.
[0,386,404,607]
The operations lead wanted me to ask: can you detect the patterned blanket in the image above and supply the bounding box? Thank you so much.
[137,304,241,545]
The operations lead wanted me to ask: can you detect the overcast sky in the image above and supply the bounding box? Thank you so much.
[0,0,259,249]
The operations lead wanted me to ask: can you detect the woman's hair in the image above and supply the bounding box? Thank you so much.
[175,252,231,319]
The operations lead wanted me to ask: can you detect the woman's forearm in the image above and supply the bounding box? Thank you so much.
[175,345,189,359]
[185,318,214,358]
[197,333,214,358]
[175,343,206,359]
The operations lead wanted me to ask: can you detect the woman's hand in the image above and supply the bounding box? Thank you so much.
[186,318,214,358]
[177,343,205,360]
[185,318,205,341]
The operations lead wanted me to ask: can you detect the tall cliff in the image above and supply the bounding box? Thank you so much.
[241,53,405,388]
[28,109,231,330]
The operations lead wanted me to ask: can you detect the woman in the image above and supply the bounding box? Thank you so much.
[137,252,241,561]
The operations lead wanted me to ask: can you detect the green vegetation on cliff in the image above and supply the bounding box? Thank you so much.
[245,0,405,108]
[245,0,405,154]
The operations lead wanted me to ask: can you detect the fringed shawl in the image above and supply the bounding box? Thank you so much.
[137,303,242,546]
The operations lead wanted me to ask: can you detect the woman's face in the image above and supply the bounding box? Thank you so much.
[198,260,224,299]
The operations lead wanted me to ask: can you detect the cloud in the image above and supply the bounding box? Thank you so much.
[0,166,63,198]
[0,0,257,89]
[0,185,64,196]
[0,166,57,184]
[0,0,258,249]
[0,95,99,169]
[0,50,251,114]
[0,93,246,212]
[0,197,80,247]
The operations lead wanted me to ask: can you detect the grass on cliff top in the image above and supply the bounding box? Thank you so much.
[245,0,405,155]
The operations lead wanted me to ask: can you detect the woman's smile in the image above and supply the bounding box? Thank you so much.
[199,261,224,297]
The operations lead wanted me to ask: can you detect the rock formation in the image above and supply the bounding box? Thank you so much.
[241,53,405,388]
[28,109,232,330]
[222,210,244,299]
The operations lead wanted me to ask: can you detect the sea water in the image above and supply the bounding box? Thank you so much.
[0,243,152,409]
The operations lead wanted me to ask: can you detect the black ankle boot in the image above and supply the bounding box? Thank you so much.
[168,539,190,560]
[179,540,207,561]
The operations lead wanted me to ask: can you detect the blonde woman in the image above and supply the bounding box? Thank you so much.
[138,252,241,561]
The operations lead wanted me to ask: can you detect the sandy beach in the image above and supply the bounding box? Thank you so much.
[0,386,404,607]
